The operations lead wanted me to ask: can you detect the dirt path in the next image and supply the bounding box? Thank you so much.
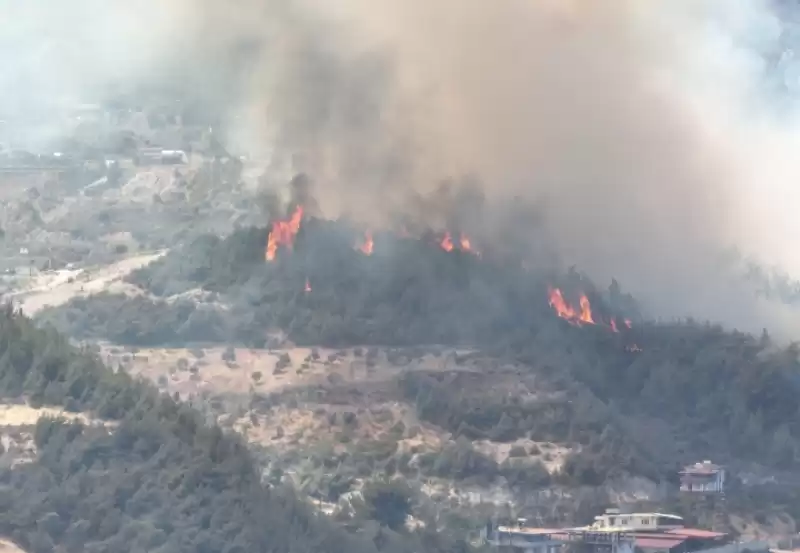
[10,251,166,316]
[0,404,104,427]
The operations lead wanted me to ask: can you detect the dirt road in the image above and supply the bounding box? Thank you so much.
[10,251,166,316]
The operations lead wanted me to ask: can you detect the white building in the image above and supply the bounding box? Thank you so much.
[680,461,726,494]
[588,510,685,532]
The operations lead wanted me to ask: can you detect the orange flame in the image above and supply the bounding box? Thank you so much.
[548,287,597,327]
[459,232,481,256]
[357,231,374,256]
[440,232,454,252]
[304,278,312,293]
[578,294,594,324]
[610,318,619,333]
[266,205,304,261]
[548,287,578,322]
[624,319,632,329]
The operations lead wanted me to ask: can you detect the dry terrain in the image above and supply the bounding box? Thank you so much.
[0,400,112,474]
[9,251,166,316]
[101,341,577,512]
[102,344,475,398]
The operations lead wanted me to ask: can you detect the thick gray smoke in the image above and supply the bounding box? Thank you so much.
[6,0,800,336]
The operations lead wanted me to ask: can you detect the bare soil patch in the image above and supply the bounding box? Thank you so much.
[11,251,166,316]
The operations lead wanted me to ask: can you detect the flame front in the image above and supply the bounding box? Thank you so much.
[548,287,598,327]
[578,294,594,324]
[548,287,578,322]
[357,231,374,255]
[440,232,454,252]
[305,278,312,293]
[610,318,619,333]
[265,205,304,261]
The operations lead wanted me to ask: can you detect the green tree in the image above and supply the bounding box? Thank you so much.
[362,479,413,531]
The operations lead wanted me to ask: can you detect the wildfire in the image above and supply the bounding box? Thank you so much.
[578,294,594,324]
[357,231,374,256]
[265,205,304,261]
[459,232,481,256]
[437,231,480,255]
[548,287,578,323]
[548,286,635,336]
[548,286,642,351]
[304,278,312,293]
[440,232,455,252]
[548,287,595,326]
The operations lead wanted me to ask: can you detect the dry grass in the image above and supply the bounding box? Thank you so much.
[0,403,106,427]
[472,438,572,473]
[103,345,352,398]
[235,401,445,456]
[106,344,482,403]
[109,344,574,474]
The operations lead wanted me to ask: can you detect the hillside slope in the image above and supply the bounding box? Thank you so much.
[37,219,800,478]
[0,304,472,553]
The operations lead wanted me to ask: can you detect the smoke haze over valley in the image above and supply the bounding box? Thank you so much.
[6,0,800,335]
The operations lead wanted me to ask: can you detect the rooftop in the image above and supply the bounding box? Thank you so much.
[636,536,687,549]
[681,460,723,475]
[595,512,684,521]
[496,526,563,536]
[665,528,727,539]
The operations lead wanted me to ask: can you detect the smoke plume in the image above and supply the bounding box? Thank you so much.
[7,0,800,335]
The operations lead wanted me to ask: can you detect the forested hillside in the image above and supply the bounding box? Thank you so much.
[0,304,473,553]
[37,217,800,482]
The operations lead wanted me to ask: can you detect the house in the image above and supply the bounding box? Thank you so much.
[633,528,731,553]
[482,520,636,553]
[583,510,733,553]
[482,510,765,553]
[680,461,725,493]
[589,510,685,532]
